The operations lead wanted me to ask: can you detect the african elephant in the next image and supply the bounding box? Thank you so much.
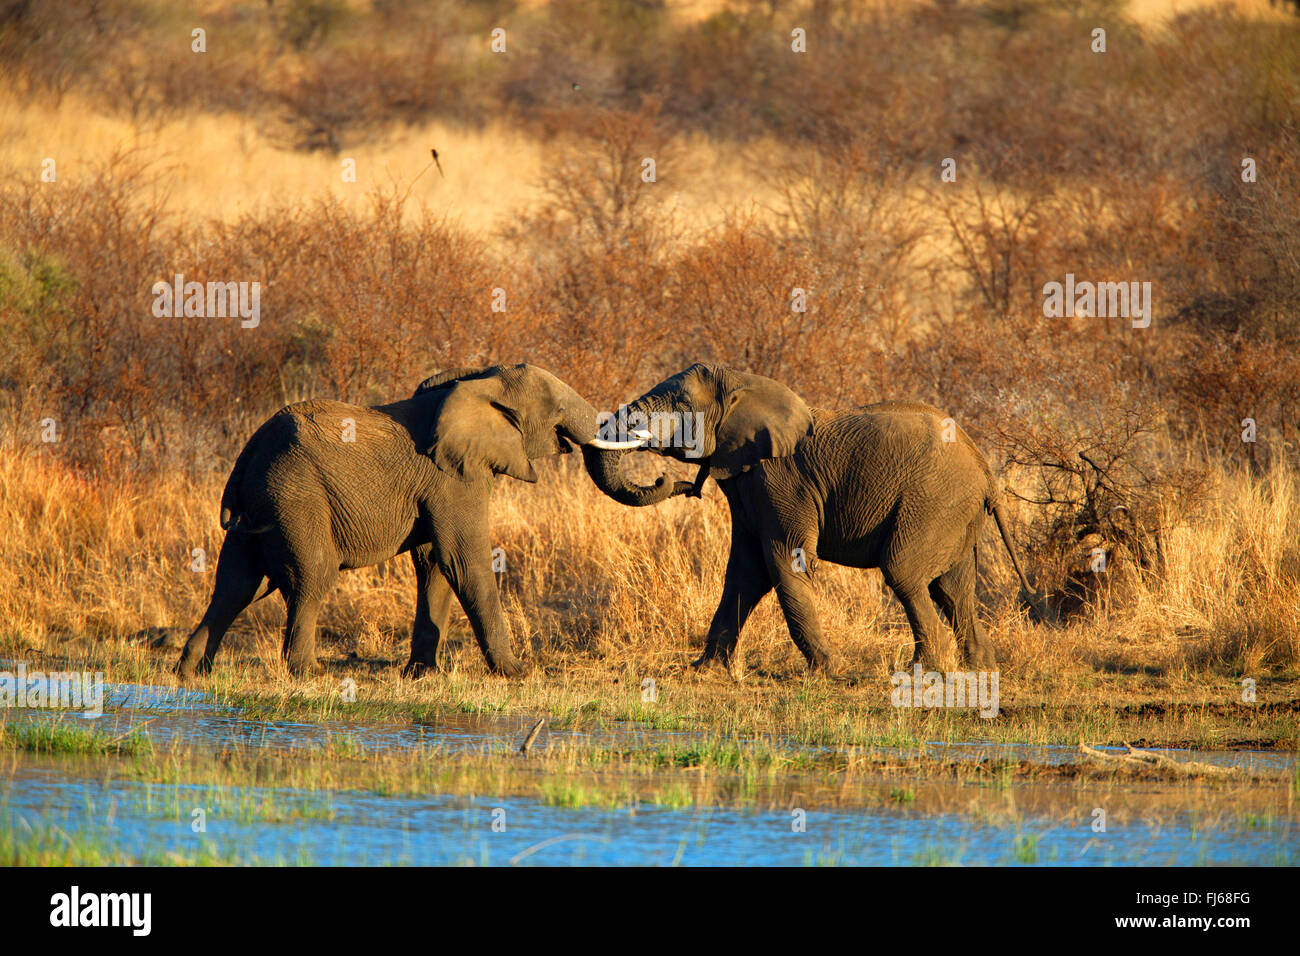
[176,364,645,680]
[582,363,1033,675]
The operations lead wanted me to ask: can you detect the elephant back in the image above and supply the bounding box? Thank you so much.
[413,366,493,397]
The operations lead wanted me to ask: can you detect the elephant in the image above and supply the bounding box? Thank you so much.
[175,363,646,680]
[581,363,1033,676]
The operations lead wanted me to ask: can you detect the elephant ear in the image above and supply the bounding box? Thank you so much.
[425,377,538,483]
[710,372,813,480]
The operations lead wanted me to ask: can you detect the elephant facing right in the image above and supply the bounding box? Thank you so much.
[583,363,1035,676]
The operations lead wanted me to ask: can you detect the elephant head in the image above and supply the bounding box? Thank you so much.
[583,363,814,504]
[416,363,646,483]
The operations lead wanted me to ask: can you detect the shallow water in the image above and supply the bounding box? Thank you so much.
[2,677,1297,865]
[5,676,1293,772]
[2,676,696,755]
[3,765,1295,866]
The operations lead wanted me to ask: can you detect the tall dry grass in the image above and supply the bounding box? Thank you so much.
[2,443,1296,676]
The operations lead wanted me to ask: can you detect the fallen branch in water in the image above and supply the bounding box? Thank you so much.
[1078,742,1241,777]
[518,718,546,757]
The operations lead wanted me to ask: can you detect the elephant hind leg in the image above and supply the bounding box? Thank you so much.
[281,585,330,677]
[403,544,453,678]
[887,572,955,672]
[177,533,271,680]
[272,513,339,677]
[278,556,337,678]
[765,542,834,675]
[929,549,996,670]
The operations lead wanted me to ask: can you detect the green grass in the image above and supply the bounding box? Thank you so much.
[141,783,338,824]
[1012,834,1040,864]
[0,721,151,756]
[0,822,309,866]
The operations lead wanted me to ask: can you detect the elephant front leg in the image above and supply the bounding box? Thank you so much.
[695,535,773,678]
[403,544,453,678]
[446,565,526,678]
[432,518,527,678]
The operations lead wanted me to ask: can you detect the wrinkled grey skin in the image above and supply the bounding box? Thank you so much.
[583,363,1033,675]
[177,364,618,680]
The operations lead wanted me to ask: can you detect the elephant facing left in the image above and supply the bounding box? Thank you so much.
[175,364,645,680]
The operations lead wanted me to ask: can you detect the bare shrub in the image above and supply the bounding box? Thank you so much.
[502,99,681,402]
[760,141,932,353]
[935,174,1056,322]
[994,398,1209,619]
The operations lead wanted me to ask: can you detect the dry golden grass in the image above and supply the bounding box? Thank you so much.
[558,0,1287,27]
[0,88,778,235]
[3,439,1296,692]
[1126,0,1285,24]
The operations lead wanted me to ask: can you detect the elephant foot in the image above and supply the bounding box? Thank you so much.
[691,650,723,671]
[963,646,997,671]
[174,653,211,682]
[401,658,439,680]
[405,634,441,679]
[285,658,321,678]
[909,649,958,674]
[804,651,836,677]
[692,650,744,681]
[488,657,528,679]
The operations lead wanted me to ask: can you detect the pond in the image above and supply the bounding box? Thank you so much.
[2,677,1296,866]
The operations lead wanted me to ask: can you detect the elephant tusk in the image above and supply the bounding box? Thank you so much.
[588,436,650,451]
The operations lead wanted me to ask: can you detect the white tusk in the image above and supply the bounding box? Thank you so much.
[628,428,653,441]
[588,436,650,450]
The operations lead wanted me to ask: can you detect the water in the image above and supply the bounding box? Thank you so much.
[2,676,695,756]
[2,676,1297,865]
[7,676,1291,771]
[4,765,1294,866]
[922,740,1295,774]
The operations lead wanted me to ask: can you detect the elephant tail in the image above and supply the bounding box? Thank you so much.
[987,496,1045,620]
[220,508,271,534]
[219,472,246,532]
[219,432,270,533]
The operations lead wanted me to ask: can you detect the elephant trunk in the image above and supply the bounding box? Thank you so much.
[582,445,687,506]
[581,396,692,507]
[557,393,604,451]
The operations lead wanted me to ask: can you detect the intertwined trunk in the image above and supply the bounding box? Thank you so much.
[581,395,690,506]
